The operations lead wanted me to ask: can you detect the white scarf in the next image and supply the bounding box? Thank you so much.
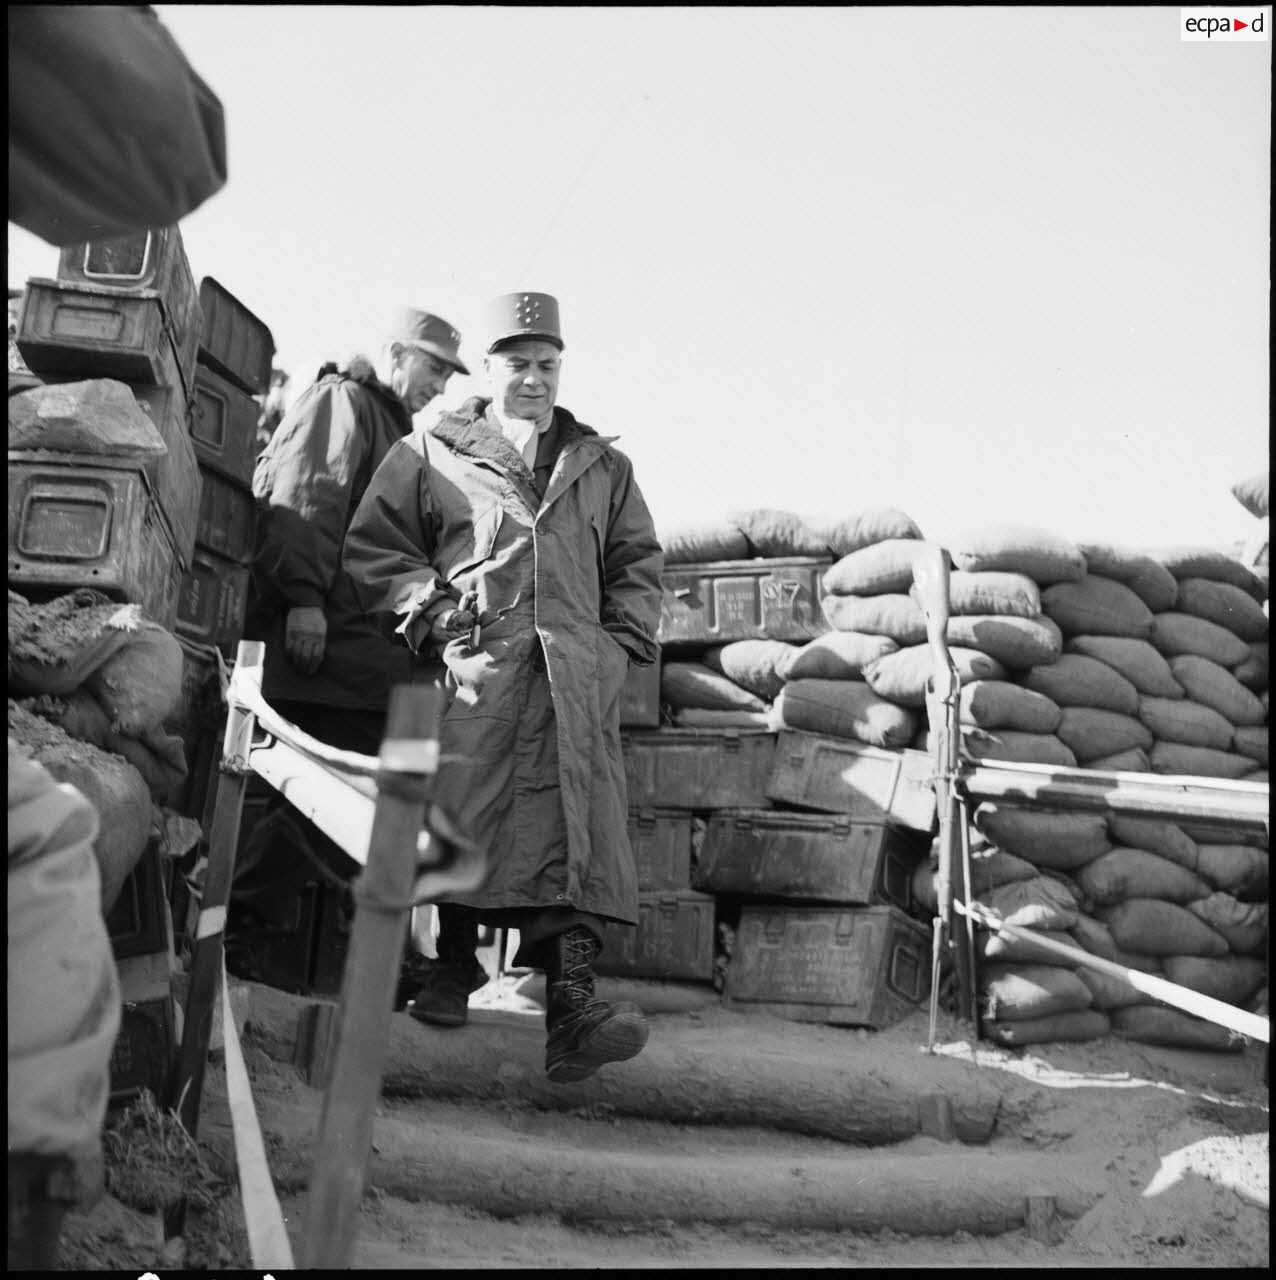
[494,410,549,470]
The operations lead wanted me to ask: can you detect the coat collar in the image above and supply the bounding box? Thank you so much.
[430,397,606,483]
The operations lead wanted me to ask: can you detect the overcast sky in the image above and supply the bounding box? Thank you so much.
[8,5,1271,550]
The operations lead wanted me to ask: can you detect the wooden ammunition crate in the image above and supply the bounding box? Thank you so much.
[198,277,275,396]
[627,808,695,891]
[595,890,716,982]
[657,556,830,644]
[163,636,225,815]
[190,362,263,485]
[13,376,201,568]
[622,728,777,809]
[109,952,176,1105]
[55,226,201,392]
[723,904,930,1028]
[195,464,256,564]
[8,458,183,628]
[235,880,353,998]
[620,655,662,728]
[16,277,195,399]
[694,809,927,910]
[175,545,252,651]
[765,731,937,833]
[105,841,171,961]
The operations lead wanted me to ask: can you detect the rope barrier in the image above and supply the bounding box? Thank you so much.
[218,953,295,1270]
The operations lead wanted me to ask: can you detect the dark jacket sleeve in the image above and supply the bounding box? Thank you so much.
[8,5,227,246]
[601,452,665,665]
[251,379,371,613]
[343,437,454,654]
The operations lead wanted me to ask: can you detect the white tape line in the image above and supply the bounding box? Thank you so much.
[221,954,296,1270]
[196,905,227,940]
[380,738,440,774]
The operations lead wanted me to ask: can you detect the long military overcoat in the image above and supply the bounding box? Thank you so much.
[247,372,419,710]
[343,397,664,924]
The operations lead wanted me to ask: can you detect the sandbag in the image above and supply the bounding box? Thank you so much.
[1148,545,1265,601]
[960,729,1078,768]
[977,928,1076,965]
[1106,816,1198,870]
[1240,768,1267,782]
[1150,613,1252,667]
[816,508,924,557]
[8,589,136,696]
[1078,543,1179,612]
[945,614,1063,669]
[1136,696,1235,751]
[1110,1004,1242,1053]
[772,679,918,749]
[1167,654,1266,727]
[1193,843,1268,899]
[973,804,1109,871]
[982,876,1079,931]
[82,620,183,734]
[1069,912,1119,961]
[1148,741,1257,780]
[979,963,1093,1020]
[910,846,1038,917]
[1161,955,1267,1007]
[984,1009,1110,1047]
[940,571,1041,619]
[1055,706,1153,762]
[727,508,830,559]
[660,662,768,712]
[819,593,926,644]
[1230,470,1269,520]
[8,698,153,914]
[948,524,1086,585]
[1074,847,1211,907]
[778,630,899,681]
[1231,725,1268,767]
[658,521,750,565]
[1064,635,1185,699]
[1084,748,1151,772]
[821,539,934,596]
[1185,894,1268,955]
[1075,966,1149,1011]
[703,640,797,702]
[1040,577,1154,639]
[863,645,1006,708]
[8,377,167,458]
[959,680,1062,734]
[1230,640,1269,692]
[1100,898,1229,957]
[1174,578,1268,642]
[1021,652,1140,715]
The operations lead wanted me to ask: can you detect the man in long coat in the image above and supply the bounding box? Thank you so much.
[239,307,466,1001]
[343,291,664,1082]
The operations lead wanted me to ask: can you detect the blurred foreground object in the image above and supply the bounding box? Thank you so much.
[8,4,227,246]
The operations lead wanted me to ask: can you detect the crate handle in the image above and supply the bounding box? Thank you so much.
[834,913,855,944]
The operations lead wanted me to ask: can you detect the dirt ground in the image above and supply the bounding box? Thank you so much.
[60,971,1269,1270]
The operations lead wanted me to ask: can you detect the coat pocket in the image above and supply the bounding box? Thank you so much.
[444,504,503,583]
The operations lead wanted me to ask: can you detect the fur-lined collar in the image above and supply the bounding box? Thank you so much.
[430,397,599,472]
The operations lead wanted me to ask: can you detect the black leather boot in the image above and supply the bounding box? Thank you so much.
[407,905,489,1028]
[543,926,649,1083]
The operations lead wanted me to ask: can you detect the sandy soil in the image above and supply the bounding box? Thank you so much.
[60,975,1269,1270]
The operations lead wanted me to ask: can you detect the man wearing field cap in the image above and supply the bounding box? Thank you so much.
[239,306,467,1004]
[344,292,665,1083]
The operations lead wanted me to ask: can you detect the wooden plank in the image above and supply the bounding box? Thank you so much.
[299,685,441,1269]
[248,734,376,866]
[173,641,262,1135]
[959,760,1269,831]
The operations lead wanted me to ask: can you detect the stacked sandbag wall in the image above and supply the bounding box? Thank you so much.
[900,524,1268,1053]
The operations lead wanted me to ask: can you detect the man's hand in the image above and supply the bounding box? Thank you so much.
[426,606,478,647]
[285,605,327,674]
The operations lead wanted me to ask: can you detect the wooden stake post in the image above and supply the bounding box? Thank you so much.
[299,684,441,1270]
[174,640,264,1135]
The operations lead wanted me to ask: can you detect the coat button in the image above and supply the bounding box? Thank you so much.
[555,893,566,900]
